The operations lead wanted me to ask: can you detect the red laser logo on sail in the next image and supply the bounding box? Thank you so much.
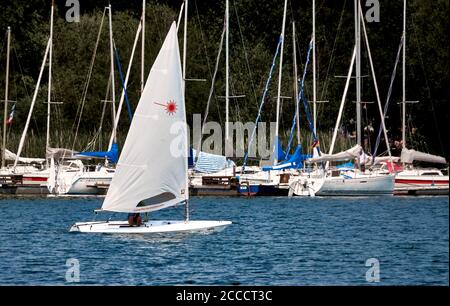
[154,100,177,115]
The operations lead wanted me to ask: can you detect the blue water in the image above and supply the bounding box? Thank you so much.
[0,196,447,285]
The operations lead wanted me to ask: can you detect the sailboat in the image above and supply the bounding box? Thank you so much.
[386,0,448,195]
[0,11,54,194]
[237,0,305,196]
[53,4,125,196]
[290,0,395,197]
[70,22,231,234]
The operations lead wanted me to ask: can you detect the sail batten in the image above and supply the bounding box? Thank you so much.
[102,22,188,213]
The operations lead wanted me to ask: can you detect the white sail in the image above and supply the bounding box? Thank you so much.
[102,22,188,213]
[5,149,45,164]
[308,145,363,163]
[400,148,447,164]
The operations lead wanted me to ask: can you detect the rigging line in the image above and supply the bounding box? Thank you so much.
[72,8,107,151]
[231,77,242,124]
[363,103,371,154]
[113,42,133,123]
[318,0,346,105]
[233,0,258,109]
[193,0,213,78]
[83,71,111,153]
[13,44,42,139]
[285,39,314,158]
[12,47,31,101]
[373,35,403,158]
[411,13,444,156]
[97,73,112,151]
[193,0,222,125]
[194,19,226,164]
[242,36,283,172]
[72,11,105,129]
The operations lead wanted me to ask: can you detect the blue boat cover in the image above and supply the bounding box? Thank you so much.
[274,136,288,162]
[336,161,354,169]
[77,142,119,164]
[262,145,310,171]
[191,149,235,173]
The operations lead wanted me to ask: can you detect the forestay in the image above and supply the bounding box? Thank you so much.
[102,22,188,213]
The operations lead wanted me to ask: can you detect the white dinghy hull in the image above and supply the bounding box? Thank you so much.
[70,220,232,234]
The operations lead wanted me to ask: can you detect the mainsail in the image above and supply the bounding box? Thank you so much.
[400,148,447,164]
[307,144,363,163]
[102,22,188,213]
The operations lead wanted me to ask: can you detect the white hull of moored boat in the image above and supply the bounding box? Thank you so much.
[317,174,395,196]
[70,220,232,234]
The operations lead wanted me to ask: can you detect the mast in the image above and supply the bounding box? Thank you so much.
[107,21,142,151]
[312,0,317,135]
[327,46,357,169]
[274,0,288,165]
[46,0,54,167]
[176,1,185,31]
[14,39,51,168]
[355,0,362,146]
[183,0,189,221]
[359,5,392,159]
[292,22,300,144]
[141,0,145,94]
[182,0,188,95]
[108,4,117,143]
[2,27,11,168]
[402,0,406,149]
[225,0,230,142]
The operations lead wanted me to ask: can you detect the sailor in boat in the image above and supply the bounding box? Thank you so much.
[359,149,369,172]
[128,212,142,227]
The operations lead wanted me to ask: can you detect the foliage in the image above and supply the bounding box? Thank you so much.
[0,0,448,159]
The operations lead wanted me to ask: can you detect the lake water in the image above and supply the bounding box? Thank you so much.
[0,196,447,285]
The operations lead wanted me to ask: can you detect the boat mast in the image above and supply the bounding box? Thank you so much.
[107,21,142,151]
[292,22,300,144]
[225,0,229,143]
[355,0,362,146]
[46,0,54,168]
[14,39,51,168]
[183,0,189,222]
[141,0,145,95]
[402,0,406,149]
[327,46,357,169]
[1,27,11,169]
[176,1,185,31]
[182,0,188,95]
[359,5,392,159]
[108,4,117,144]
[312,0,317,135]
[274,0,288,165]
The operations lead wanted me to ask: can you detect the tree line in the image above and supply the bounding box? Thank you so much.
[0,0,448,159]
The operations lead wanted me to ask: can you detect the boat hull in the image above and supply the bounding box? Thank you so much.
[317,175,395,196]
[289,177,325,197]
[237,183,289,196]
[70,220,232,234]
[394,176,449,195]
